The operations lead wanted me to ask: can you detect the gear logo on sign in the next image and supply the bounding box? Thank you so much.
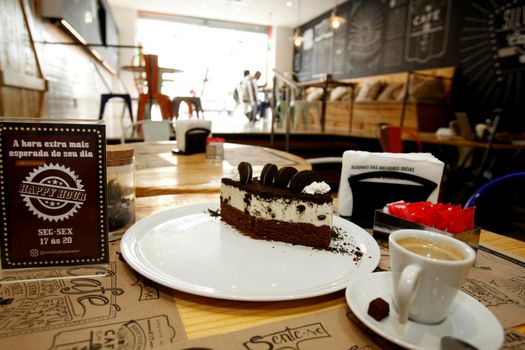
[19,164,86,222]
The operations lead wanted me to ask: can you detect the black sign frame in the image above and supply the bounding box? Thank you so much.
[0,120,108,269]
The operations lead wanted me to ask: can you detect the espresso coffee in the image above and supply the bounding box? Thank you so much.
[397,237,465,261]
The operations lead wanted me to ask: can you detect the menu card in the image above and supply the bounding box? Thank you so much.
[0,121,108,268]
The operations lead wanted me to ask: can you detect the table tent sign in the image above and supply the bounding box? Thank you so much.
[0,120,108,269]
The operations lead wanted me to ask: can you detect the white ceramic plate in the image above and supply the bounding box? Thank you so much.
[121,203,380,301]
[345,272,504,350]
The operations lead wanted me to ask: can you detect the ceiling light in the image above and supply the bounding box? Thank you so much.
[292,31,303,47]
[327,15,346,30]
[290,0,303,47]
[326,0,346,31]
[286,1,293,7]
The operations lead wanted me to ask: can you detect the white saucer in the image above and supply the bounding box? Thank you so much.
[345,272,504,350]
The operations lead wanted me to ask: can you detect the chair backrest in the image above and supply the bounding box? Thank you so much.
[144,54,160,97]
[464,172,525,240]
[379,125,422,153]
[121,120,173,143]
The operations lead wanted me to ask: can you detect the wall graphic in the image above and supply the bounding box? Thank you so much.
[293,0,525,127]
[458,1,525,107]
[405,0,451,63]
[347,0,385,74]
[293,0,457,81]
[313,21,333,78]
[332,8,348,76]
[383,0,408,68]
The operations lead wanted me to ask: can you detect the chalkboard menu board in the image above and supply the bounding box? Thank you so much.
[294,0,525,116]
[294,0,459,81]
[457,0,525,108]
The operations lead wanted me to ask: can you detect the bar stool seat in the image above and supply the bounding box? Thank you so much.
[99,93,133,122]
[172,96,204,119]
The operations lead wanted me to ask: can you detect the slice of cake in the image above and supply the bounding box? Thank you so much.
[220,162,333,249]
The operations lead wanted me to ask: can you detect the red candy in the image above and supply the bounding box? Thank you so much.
[386,201,474,234]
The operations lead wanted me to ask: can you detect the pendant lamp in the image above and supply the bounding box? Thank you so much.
[327,0,346,30]
[291,0,304,47]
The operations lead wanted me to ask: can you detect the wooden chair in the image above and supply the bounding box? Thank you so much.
[379,124,422,153]
[137,54,173,122]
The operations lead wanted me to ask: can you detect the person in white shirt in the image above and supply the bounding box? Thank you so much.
[240,72,255,120]
[242,71,263,121]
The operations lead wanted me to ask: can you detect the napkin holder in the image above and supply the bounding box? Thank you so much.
[373,210,480,250]
[184,127,210,154]
[173,121,211,155]
[347,171,438,228]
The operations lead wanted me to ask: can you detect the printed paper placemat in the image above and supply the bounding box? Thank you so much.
[0,241,187,349]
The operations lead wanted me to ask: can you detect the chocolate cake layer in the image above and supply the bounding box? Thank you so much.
[220,201,331,249]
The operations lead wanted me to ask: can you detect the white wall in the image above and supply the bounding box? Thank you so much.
[111,6,139,96]
[271,26,294,79]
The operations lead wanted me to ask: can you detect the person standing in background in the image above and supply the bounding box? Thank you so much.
[242,70,258,121]
[233,70,250,106]
[252,71,270,119]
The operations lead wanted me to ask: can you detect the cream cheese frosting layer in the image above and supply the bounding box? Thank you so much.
[221,184,332,227]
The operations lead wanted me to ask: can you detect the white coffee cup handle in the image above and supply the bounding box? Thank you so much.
[396,264,422,324]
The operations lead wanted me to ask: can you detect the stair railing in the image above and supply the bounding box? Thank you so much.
[271,69,303,152]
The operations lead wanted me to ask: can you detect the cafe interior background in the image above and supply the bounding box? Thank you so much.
[1,0,524,237]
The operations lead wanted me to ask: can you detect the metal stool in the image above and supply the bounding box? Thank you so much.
[99,93,133,122]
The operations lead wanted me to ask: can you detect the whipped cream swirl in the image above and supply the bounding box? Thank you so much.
[302,181,331,194]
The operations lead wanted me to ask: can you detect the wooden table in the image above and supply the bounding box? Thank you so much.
[129,141,312,197]
[121,65,183,74]
[417,132,525,150]
[134,194,525,340]
[121,65,183,101]
[0,193,523,349]
[332,128,525,151]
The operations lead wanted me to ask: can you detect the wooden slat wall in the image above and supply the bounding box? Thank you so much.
[0,0,113,119]
[322,67,455,133]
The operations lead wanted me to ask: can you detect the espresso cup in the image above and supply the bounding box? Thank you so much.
[389,229,476,324]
